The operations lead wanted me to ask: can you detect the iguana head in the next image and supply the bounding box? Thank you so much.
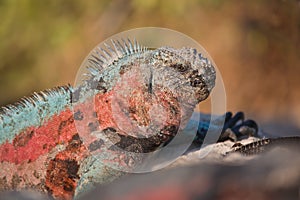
[74,39,216,154]
[151,46,216,102]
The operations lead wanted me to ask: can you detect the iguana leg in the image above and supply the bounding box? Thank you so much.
[193,112,258,145]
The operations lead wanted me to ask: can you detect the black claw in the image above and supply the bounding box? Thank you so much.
[232,111,245,123]
[219,112,258,141]
[233,119,258,137]
[224,112,233,123]
[243,120,258,133]
[218,128,238,142]
[223,111,244,131]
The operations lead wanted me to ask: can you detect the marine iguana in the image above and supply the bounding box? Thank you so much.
[0,38,298,199]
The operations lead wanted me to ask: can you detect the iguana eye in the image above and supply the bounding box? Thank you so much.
[190,75,206,87]
[188,70,206,87]
[192,79,202,87]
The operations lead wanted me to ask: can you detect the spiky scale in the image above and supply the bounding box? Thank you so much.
[104,42,117,58]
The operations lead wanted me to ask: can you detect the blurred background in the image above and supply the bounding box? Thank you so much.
[0,0,299,137]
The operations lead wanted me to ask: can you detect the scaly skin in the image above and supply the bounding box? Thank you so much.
[0,39,216,199]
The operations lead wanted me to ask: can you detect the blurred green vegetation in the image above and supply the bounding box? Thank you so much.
[0,0,299,130]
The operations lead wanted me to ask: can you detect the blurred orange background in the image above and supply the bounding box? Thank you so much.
[0,0,299,136]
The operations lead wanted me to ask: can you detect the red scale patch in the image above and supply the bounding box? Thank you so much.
[0,109,76,164]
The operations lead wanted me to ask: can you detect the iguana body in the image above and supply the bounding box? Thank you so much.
[0,39,217,199]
